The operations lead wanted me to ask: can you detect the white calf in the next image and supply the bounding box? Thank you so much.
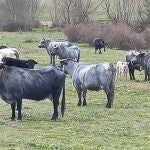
[116,61,129,80]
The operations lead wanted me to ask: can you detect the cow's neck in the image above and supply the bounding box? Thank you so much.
[67,62,78,76]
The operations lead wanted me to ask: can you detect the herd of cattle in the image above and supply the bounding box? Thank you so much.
[0,38,149,121]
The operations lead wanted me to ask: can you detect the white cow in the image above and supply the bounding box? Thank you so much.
[0,47,19,62]
[116,61,129,80]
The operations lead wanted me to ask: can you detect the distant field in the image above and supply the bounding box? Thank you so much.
[0,29,149,150]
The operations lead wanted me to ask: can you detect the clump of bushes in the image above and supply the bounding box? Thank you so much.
[64,21,150,50]
[64,22,103,45]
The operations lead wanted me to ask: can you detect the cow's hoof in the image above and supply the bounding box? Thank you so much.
[77,103,81,106]
[83,102,87,106]
[106,103,112,108]
[51,114,58,121]
[10,117,16,121]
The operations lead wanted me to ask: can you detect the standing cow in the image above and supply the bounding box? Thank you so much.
[0,64,66,121]
[38,39,72,65]
[51,43,80,64]
[126,50,142,80]
[61,59,116,108]
[93,38,106,54]
[131,52,150,81]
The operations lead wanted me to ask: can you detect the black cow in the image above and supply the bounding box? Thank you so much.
[2,57,38,69]
[93,38,105,54]
[126,50,142,80]
[0,65,66,121]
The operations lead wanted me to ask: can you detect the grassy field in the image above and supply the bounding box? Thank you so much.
[0,29,150,150]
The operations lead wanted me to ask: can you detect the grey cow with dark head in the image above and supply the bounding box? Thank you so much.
[51,43,80,64]
[61,59,116,108]
[126,50,142,80]
[0,64,66,121]
[131,52,150,81]
[38,39,73,65]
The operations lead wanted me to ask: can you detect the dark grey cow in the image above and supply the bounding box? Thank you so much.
[61,59,116,108]
[51,44,80,63]
[2,57,38,69]
[38,39,72,65]
[0,65,66,121]
[93,38,106,54]
[131,52,150,81]
[126,50,142,80]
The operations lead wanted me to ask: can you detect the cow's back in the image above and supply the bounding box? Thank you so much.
[0,66,65,102]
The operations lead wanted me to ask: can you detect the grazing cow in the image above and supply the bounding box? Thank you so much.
[0,65,66,121]
[126,50,142,80]
[51,43,80,64]
[61,59,116,108]
[93,38,105,54]
[0,47,19,61]
[2,57,38,69]
[38,39,72,65]
[116,61,129,80]
[131,52,150,81]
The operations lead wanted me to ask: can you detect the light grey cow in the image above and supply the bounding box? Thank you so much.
[61,59,116,108]
[38,39,72,65]
[51,43,80,63]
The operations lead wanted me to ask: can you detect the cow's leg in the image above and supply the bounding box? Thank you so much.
[53,55,55,66]
[10,102,16,120]
[144,70,148,81]
[95,48,97,54]
[17,99,22,120]
[77,90,82,106]
[103,46,106,52]
[83,90,87,106]
[99,48,102,54]
[50,55,52,64]
[51,88,62,121]
[104,88,114,108]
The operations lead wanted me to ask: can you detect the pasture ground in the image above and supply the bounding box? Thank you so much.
[0,29,150,150]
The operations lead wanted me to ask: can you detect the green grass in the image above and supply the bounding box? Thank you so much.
[0,29,150,150]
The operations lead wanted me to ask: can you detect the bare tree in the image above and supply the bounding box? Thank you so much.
[137,0,150,30]
[103,0,136,24]
[3,0,40,31]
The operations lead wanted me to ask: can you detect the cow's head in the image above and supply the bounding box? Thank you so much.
[38,39,51,48]
[26,59,38,69]
[60,58,76,74]
[131,53,145,66]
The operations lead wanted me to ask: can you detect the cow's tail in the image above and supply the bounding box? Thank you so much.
[61,75,66,118]
[109,64,116,91]
[77,51,80,62]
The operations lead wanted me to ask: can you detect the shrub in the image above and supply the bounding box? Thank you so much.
[64,21,148,50]
[64,22,103,45]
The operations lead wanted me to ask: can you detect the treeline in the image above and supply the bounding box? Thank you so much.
[0,0,150,49]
